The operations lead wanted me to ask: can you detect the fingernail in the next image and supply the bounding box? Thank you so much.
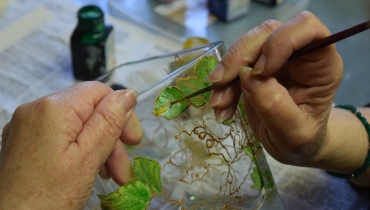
[215,109,230,123]
[239,68,264,93]
[251,54,266,75]
[117,89,138,112]
[239,66,252,77]
[206,65,224,83]
[209,91,223,108]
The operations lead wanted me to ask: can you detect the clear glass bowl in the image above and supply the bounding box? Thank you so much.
[87,42,278,210]
[95,42,220,93]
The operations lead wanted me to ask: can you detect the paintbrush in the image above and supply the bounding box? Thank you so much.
[170,20,370,105]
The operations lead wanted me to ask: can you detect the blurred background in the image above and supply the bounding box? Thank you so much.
[1,0,369,106]
[72,0,370,107]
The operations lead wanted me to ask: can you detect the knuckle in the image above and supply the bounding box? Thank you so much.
[75,81,109,90]
[249,20,284,56]
[10,97,59,131]
[225,44,244,64]
[259,19,282,34]
[96,107,123,138]
[295,11,316,23]
[219,41,247,70]
[226,19,282,66]
[274,35,294,60]
[33,95,58,114]
[260,90,284,116]
[36,95,55,107]
[251,19,282,36]
[13,103,28,117]
[294,11,329,36]
[251,78,284,114]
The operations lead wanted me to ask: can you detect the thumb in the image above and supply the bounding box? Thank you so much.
[239,67,304,142]
[76,89,138,165]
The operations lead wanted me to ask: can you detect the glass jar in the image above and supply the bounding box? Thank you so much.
[70,5,115,81]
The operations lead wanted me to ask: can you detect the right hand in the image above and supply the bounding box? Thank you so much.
[207,11,343,165]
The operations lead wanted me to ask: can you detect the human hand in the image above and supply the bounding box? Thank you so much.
[0,82,142,209]
[207,11,343,165]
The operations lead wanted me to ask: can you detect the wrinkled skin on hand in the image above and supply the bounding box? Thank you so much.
[208,11,343,165]
[0,82,142,209]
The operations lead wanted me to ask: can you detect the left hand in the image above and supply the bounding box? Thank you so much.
[0,82,142,209]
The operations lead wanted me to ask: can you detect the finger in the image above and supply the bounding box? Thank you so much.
[120,111,142,146]
[75,89,138,165]
[239,67,304,143]
[207,20,283,84]
[55,81,113,124]
[241,95,258,131]
[214,92,240,123]
[105,140,133,185]
[241,95,284,161]
[209,82,241,109]
[252,11,332,75]
[99,164,110,180]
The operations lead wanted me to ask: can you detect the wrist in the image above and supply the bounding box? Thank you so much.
[298,116,331,168]
[0,191,35,210]
[0,172,45,210]
[308,107,369,174]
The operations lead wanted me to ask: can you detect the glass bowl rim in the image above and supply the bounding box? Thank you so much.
[95,41,225,97]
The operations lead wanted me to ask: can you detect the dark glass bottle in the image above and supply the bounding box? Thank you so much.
[70,5,115,81]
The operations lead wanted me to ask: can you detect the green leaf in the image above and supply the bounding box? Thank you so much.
[264,169,274,188]
[125,145,135,151]
[244,146,253,160]
[245,146,262,190]
[152,87,189,120]
[99,179,151,210]
[194,56,219,81]
[251,167,262,190]
[221,119,234,125]
[133,157,163,195]
[238,101,247,121]
[177,77,210,107]
[245,145,258,165]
